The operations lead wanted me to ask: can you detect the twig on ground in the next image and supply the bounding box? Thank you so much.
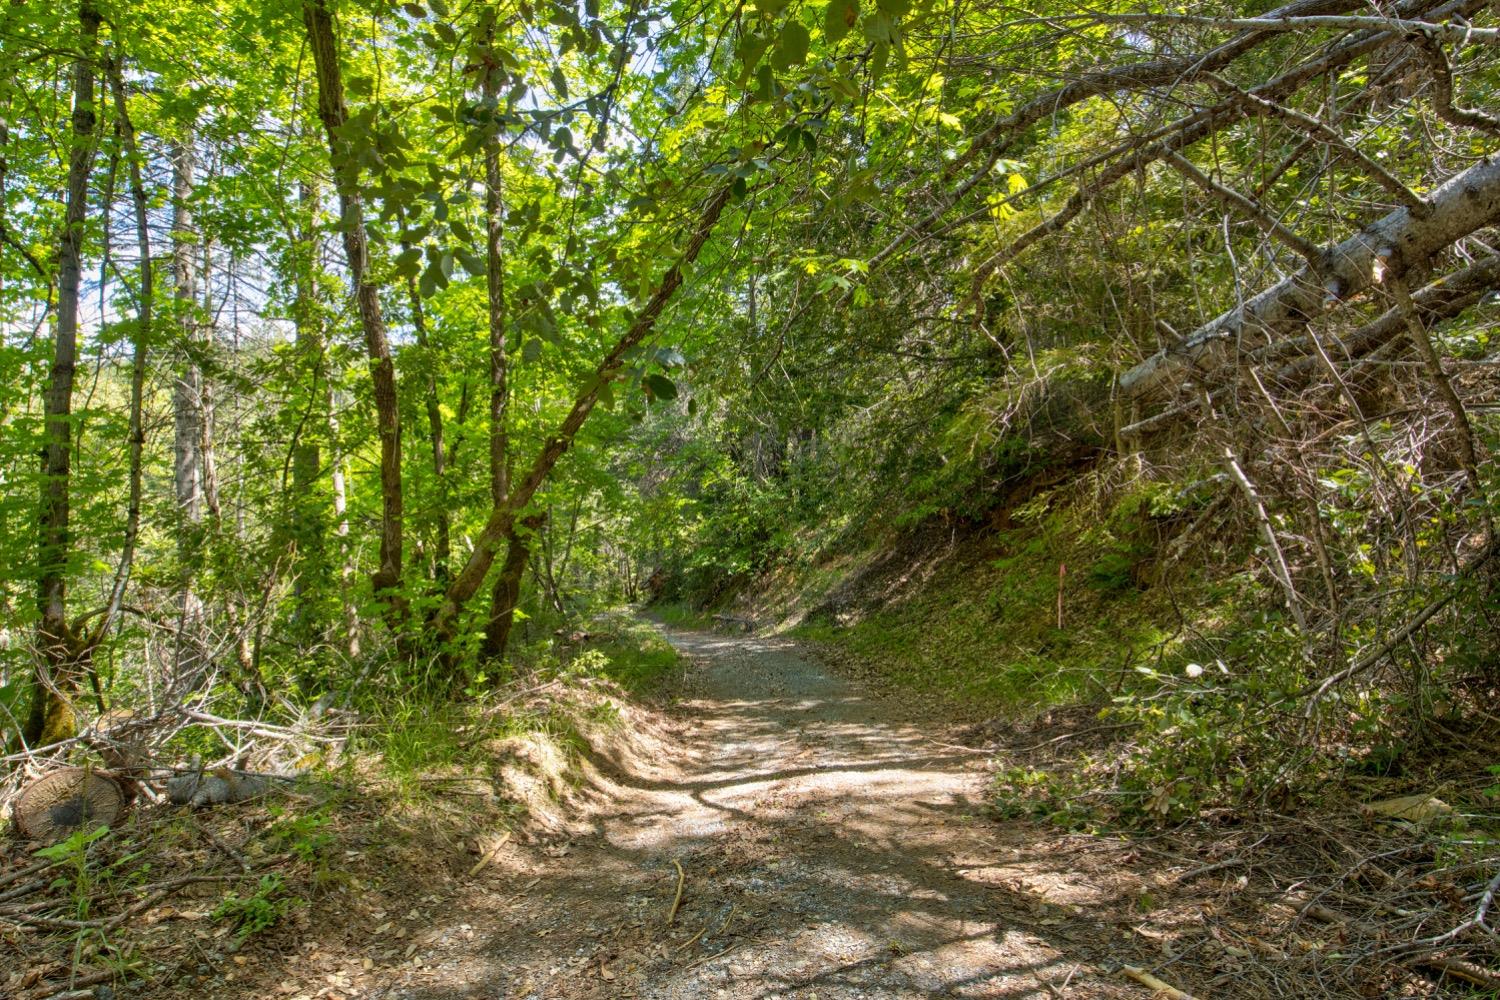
[685,937,761,970]
[673,922,708,953]
[27,970,118,1000]
[192,817,251,872]
[1416,956,1500,991]
[1120,964,1195,998]
[666,858,685,926]
[467,832,513,877]
[1009,723,1136,754]
[0,878,50,905]
[0,858,65,891]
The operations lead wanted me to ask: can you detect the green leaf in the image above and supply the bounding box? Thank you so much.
[402,2,426,17]
[643,373,678,401]
[755,62,775,100]
[521,338,542,363]
[433,21,457,44]
[863,8,896,43]
[457,249,486,276]
[735,31,771,83]
[394,245,423,277]
[870,38,889,80]
[824,0,857,43]
[777,20,810,67]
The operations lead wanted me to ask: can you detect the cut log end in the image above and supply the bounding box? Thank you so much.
[13,767,127,841]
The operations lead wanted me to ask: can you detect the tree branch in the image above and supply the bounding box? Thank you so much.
[1164,150,1324,270]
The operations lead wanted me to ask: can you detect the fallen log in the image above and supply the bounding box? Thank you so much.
[1120,158,1500,401]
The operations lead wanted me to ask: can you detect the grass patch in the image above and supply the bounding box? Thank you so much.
[356,611,678,796]
[572,613,681,695]
[649,601,714,630]
[793,497,1206,716]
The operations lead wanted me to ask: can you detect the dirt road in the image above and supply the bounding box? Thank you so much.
[351,627,1145,999]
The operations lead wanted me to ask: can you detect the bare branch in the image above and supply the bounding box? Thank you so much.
[1417,37,1500,134]
[1207,75,1426,214]
[1078,11,1500,44]
[1164,150,1324,270]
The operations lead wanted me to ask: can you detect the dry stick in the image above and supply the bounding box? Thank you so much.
[1387,273,1492,537]
[1163,150,1324,270]
[685,938,760,971]
[191,817,251,872]
[666,859,685,926]
[674,922,709,953]
[467,832,512,877]
[1119,964,1196,999]
[1300,529,1499,712]
[1223,444,1309,631]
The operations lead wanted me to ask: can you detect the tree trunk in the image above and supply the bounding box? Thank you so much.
[433,179,738,639]
[331,399,360,658]
[170,134,207,675]
[291,179,324,607]
[478,18,523,662]
[303,0,405,620]
[26,0,100,747]
[399,251,450,582]
[199,239,222,523]
[481,514,543,662]
[98,55,152,649]
[1120,157,1500,401]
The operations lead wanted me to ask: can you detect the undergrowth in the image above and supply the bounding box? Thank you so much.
[354,611,679,797]
[791,477,1227,714]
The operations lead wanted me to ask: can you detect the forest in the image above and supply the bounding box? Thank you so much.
[0,0,1498,996]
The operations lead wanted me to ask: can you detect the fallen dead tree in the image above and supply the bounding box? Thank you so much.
[1120,158,1500,402]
